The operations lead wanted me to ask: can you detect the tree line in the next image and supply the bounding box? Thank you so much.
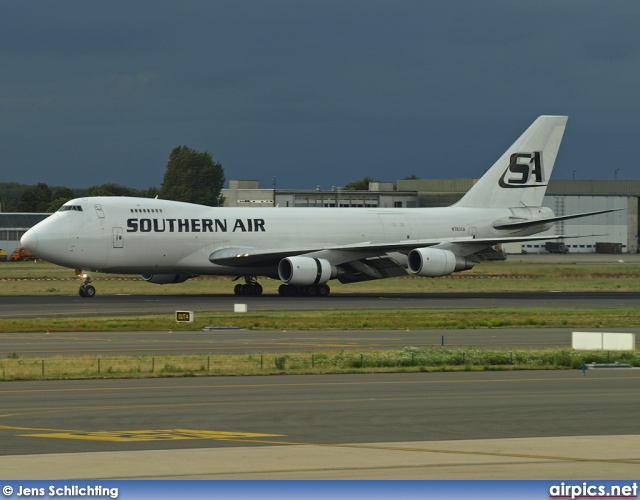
[0,146,225,213]
[0,144,417,213]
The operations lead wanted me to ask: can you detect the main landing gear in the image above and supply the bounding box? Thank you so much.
[76,270,96,298]
[233,276,263,296]
[232,277,331,297]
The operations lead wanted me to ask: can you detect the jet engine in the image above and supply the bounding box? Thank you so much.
[141,274,193,285]
[278,256,336,286]
[407,248,474,277]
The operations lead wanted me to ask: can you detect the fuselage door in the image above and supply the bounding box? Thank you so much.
[113,227,124,248]
[95,204,105,218]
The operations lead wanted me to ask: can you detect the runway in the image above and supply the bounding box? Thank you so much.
[1,371,639,479]
[2,327,640,357]
[1,291,639,319]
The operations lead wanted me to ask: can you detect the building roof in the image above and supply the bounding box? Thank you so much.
[0,213,50,229]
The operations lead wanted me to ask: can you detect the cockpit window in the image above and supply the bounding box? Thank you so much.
[58,205,83,212]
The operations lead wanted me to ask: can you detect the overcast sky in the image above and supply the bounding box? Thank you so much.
[2,1,640,191]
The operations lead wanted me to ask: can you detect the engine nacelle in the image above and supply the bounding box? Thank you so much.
[408,248,474,277]
[278,256,336,286]
[141,274,193,285]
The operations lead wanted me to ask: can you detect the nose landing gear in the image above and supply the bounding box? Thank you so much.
[76,269,96,298]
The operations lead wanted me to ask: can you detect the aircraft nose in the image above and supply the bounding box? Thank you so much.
[20,228,38,253]
[20,215,70,265]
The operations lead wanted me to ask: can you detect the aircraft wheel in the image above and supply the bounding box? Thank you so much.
[79,286,86,298]
[318,284,330,297]
[252,283,263,296]
[84,285,96,298]
[234,284,243,295]
[278,284,289,296]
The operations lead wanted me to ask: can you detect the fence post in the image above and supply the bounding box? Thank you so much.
[207,356,210,371]
[360,353,364,368]
[152,357,155,373]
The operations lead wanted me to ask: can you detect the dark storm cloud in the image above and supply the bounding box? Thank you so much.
[1,1,640,191]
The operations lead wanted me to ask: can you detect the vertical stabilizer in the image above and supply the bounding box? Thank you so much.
[454,116,567,208]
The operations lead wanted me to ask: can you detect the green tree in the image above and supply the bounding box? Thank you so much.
[46,198,69,212]
[88,183,139,197]
[45,186,76,212]
[159,146,225,206]
[16,183,52,212]
[52,186,75,200]
[0,182,32,212]
[342,176,377,191]
[140,186,160,199]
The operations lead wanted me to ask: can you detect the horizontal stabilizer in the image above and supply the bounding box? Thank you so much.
[493,208,623,230]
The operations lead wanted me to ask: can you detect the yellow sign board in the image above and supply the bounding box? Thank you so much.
[175,311,194,322]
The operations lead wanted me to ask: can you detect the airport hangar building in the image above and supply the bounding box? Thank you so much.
[1,179,637,258]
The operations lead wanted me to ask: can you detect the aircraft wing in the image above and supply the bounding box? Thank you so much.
[208,233,581,268]
[208,240,442,267]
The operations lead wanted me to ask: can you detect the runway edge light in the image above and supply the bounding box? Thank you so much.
[176,311,194,323]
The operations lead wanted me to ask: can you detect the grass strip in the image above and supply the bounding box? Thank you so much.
[2,308,640,333]
[1,348,638,381]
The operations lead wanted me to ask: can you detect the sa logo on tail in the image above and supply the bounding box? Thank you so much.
[499,152,545,188]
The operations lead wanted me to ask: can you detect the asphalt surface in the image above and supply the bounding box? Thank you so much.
[2,371,639,452]
[1,371,639,479]
[1,291,640,319]
[2,327,639,358]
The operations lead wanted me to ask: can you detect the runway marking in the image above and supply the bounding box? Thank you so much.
[0,424,283,442]
[3,423,639,466]
[20,429,284,442]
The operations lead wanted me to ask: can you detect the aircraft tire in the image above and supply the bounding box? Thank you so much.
[234,284,243,295]
[278,284,299,296]
[78,286,86,298]
[318,284,330,297]
[84,285,96,298]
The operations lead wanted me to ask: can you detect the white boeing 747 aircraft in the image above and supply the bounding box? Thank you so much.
[21,116,616,298]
